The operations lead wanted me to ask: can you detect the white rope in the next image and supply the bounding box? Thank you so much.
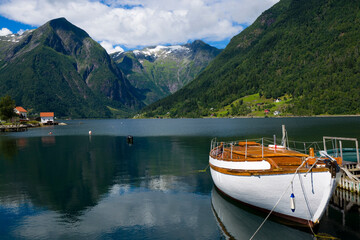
[298,173,314,219]
[249,159,307,240]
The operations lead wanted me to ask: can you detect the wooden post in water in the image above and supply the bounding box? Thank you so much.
[282,125,286,148]
[273,135,276,146]
[356,140,360,167]
[245,140,247,159]
[339,141,343,160]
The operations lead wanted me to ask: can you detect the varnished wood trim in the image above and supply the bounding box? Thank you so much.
[238,141,260,146]
[224,148,308,158]
[210,163,329,176]
[266,157,280,169]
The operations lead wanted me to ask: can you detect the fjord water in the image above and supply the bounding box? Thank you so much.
[0,117,359,239]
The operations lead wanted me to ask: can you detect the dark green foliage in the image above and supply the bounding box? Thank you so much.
[0,95,16,121]
[230,100,251,116]
[142,0,360,117]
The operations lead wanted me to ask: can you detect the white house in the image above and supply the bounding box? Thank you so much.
[40,112,54,124]
[14,106,28,119]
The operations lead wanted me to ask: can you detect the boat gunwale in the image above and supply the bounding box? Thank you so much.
[209,162,329,176]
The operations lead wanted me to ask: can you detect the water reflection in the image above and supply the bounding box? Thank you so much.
[0,138,18,160]
[0,135,212,214]
[16,138,28,149]
[211,187,312,239]
[0,136,117,215]
[12,184,218,239]
[318,188,360,239]
[41,136,56,145]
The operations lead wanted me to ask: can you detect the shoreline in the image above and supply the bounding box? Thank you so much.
[56,114,360,120]
[132,114,360,120]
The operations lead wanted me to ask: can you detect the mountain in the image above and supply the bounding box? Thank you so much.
[111,40,221,105]
[0,18,144,118]
[142,0,360,118]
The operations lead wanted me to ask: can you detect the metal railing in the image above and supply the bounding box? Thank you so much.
[323,136,360,166]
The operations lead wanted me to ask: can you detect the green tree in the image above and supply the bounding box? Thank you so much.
[0,95,16,122]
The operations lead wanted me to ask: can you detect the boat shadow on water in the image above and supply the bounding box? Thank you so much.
[212,185,360,240]
[211,186,315,240]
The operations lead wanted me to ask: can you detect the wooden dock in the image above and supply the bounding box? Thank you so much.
[0,124,28,132]
[338,163,360,193]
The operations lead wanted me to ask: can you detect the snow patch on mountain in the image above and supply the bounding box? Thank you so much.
[0,30,33,43]
[133,45,190,58]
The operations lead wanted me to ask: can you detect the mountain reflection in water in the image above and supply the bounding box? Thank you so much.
[0,135,218,239]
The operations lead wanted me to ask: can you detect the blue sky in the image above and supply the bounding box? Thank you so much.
[0,0,278,53]
[0,16,35,34]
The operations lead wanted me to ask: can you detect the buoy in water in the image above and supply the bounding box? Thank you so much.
[127,135,133,144]
[89,130,92,135]
[290,193,295,212]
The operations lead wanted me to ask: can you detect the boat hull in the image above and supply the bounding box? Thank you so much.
[211,187,312,239]
[209,156,338,226]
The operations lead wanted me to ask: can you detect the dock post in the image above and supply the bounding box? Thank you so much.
[339,141,343,160]
[282,125,286,148]
[245,140,247,159]
[356,140,360,168]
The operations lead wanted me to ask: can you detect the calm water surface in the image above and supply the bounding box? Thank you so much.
[0,117,359,239]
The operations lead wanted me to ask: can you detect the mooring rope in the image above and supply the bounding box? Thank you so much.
[196,164,209,173]
[249,159,307,240]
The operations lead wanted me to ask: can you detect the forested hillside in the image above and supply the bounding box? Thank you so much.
[0,18,144,118]
[142,0,360,118]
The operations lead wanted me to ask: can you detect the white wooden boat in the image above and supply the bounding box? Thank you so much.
[209,126,342,227]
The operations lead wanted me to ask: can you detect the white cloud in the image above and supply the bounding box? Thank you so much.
[100,41,124,54]
[0,0,279,51]
[0,27,12,36]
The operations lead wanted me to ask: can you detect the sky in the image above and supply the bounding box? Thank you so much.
[0,0,279,53]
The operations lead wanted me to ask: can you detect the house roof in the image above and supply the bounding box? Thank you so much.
[40,112,54,117]
[15,106,27,113]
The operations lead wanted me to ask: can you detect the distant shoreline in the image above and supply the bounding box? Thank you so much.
[224,114,360,119]
[55,114,360,120]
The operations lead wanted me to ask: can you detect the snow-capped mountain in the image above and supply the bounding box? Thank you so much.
[111,40,221,105]
[133,45,191,58]
[0,30,33,43]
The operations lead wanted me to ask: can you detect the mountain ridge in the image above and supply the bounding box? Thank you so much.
[111,40,221,104]
[141,0,360,117]
[0,17,145,118]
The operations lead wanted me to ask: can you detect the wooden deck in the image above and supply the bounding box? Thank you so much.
[210,143,332,176]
